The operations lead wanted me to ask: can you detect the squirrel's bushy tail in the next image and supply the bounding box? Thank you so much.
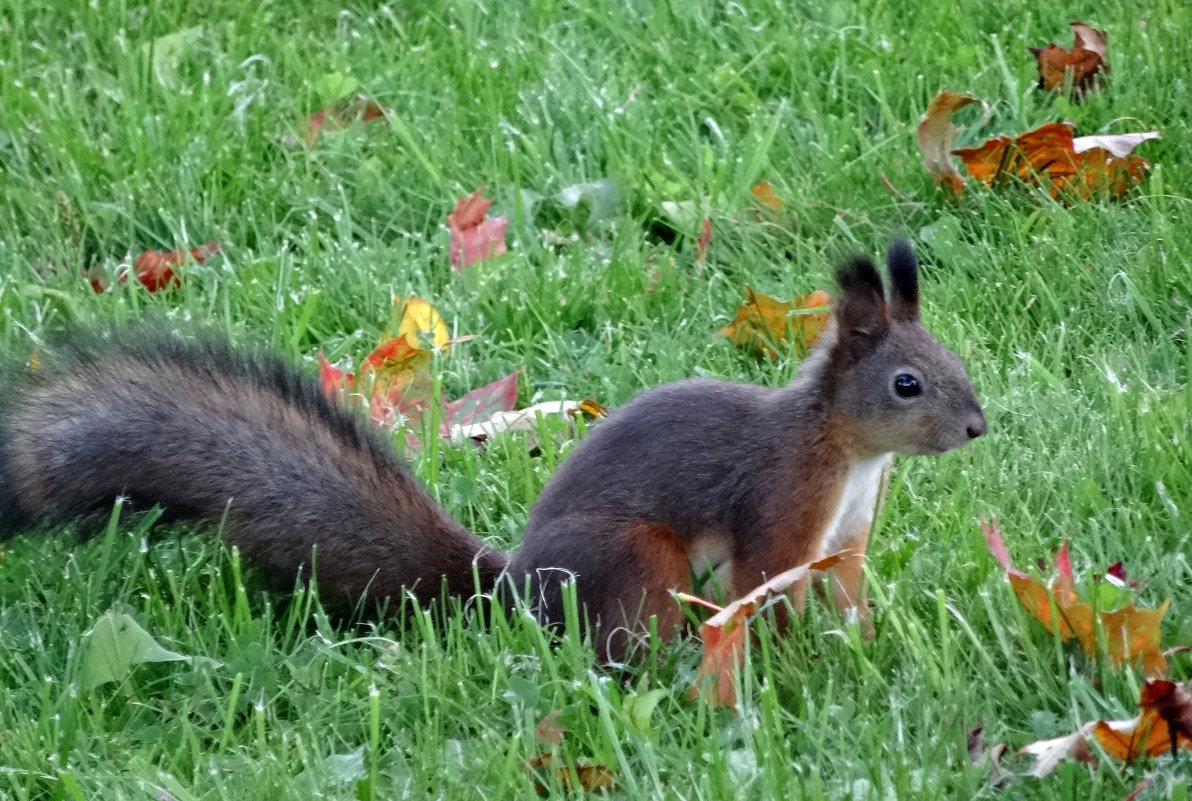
[0,329,507,612]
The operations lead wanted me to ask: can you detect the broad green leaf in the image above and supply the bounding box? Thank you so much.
[79,611,191,691]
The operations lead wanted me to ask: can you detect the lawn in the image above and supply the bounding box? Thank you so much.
[1,0,1190,798]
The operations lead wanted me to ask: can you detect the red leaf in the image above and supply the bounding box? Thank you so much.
[318,352,355,399]
[441,370,519,433]
[125,239,220,292]
[448,187,508,270]
[300,96,389,146]
[980,518,1029,579]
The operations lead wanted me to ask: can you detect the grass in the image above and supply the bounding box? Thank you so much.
[1,0,1191,798]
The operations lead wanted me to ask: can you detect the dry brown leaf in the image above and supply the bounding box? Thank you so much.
[684,552,846,707]
[1020,680,1192,777]
[718,287,830,359]
[1030,22,1109,98]
[953,122,1157,201]
[533,711,566,746]
[525,754,617,794]
[525,711,617,794]
[982,519,1169,675]
[916,90,990,194]
[1094,680,1192,761]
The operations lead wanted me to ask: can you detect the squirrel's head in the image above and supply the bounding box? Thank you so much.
[824,240,986,457]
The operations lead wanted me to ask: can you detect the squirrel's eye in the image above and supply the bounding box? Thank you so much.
[893,373,921,398]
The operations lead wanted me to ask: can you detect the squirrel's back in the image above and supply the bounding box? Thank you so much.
[0,330,507,612]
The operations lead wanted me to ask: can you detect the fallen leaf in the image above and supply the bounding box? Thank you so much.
[446,400,598,445]
[525,754,617,794]
[1030,22,1109,98]
[123,239,221,292]
[360,335,435,428]
[718,287,831,359]
[318,352,355,398]
[389,296,450,352]
[1072,131,1162,159]
[533,711,567,746]
[917,90,990,194]
[981,518,1169,675]
[1019,719,1104,778]
[441,371,519,435]
[695,217,712,269]
[297,95,388,146]
[952,122,1157,201]
[525,710,617,794]
[80,611,209,691]
[448,187,508,270]
[684,552,846,707]
[1020,680,1192,777]
[750,180,782,214]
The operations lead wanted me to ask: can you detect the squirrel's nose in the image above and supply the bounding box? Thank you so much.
[966,411,987,440]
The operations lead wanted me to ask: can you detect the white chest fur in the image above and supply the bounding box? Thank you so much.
[685,453,892,598]
[819,454,892,557]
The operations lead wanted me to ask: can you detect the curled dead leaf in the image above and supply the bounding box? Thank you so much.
[1030,22,1109,98]
[683,552,846,707]
[525,754,617,794]
[916,90,990,194]
[750,180,782,215]
[1020,680,1192,777]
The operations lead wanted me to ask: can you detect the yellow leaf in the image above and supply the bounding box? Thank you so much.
[718,287,830,359]
[390,296,450,352]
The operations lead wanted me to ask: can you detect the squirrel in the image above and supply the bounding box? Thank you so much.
[0,240,985,662]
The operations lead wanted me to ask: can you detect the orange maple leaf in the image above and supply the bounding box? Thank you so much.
[681,552,845,707]
[981,518,1169,675]
[1021,680,1192,777]
[1030,21,1109,98]
[749,180,782,214]
[719,287,830,359]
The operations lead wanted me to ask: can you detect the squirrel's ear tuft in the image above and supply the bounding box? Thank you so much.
[886,239,920,321]
[835,255,885,301]
[833,255,889,356]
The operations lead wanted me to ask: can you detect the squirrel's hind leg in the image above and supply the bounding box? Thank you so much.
[514,517,694,664]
